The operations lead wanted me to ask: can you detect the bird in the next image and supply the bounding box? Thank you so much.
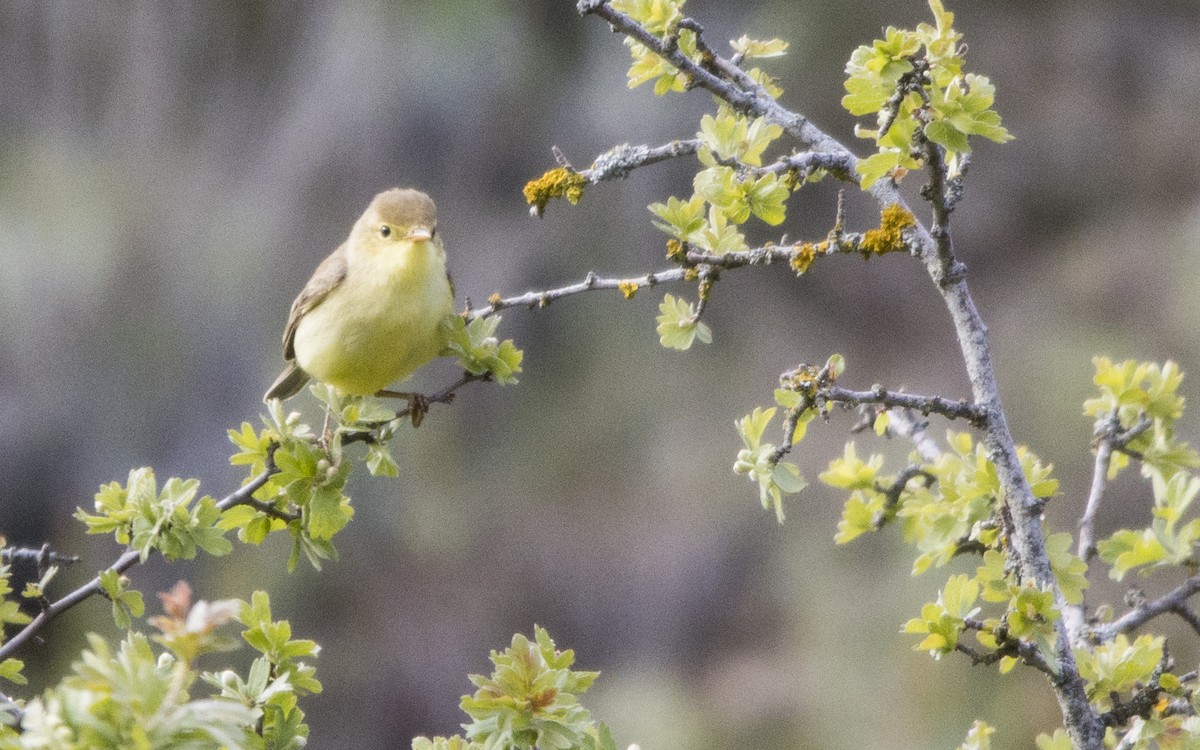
[263,187,456,409]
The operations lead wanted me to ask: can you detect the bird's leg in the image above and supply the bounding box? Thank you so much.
[376,389,430,428]
[320,406,333,446]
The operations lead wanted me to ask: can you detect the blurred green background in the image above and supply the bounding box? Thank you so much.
[2,1,1200,748]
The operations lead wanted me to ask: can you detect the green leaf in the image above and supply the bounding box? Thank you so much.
[745,173,788,225]
[958,720,995,750]
[443,315,524,385]
[610,0,683,35]
[736,407,777,450]
[730,35,789,59]
[835,490,885,544]
[1074,634,1164,710]
[649,194,707,242]
[0,659,26,686]
[655,294,712,350]
[366,443,400,477]
[772,461,806,494]
[855,150,916,189]
[696,112,783,167]
[307,485,351,541]
[903,575,979,657]
[1035,730,1073,750]
[819,442,884,490]
[924,120,971,154]
[873,411,891,435]
[1098,529,1166,580]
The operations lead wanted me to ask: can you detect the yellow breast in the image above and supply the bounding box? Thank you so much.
[293,239,454,395]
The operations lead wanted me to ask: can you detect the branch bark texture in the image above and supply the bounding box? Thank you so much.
[576,2,1104,746]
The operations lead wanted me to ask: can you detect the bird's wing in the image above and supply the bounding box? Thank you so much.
[282,245,349,361]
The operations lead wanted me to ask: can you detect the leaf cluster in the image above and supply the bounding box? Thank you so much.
[75,468,232,563]
[1,590,316,750]
[413,626,614,750]
[0,549,31,690]
[842,0,1012,187]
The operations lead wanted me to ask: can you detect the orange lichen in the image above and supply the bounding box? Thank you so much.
[783,364,822,396]
[860,203,917,256]
[523,167,588,214]
[618,280,639,299]
[487,292,503,305]
[790,242,817,275]
[665,239,685,262]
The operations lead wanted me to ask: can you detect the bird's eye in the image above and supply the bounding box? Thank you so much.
[379,224,392,238]
[430,226,437,239]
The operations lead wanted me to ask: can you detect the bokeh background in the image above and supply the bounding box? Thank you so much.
[2,1,1200,748]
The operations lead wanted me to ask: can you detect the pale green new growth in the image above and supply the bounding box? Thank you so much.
[98,569,145,629]
[1084,357,1199,479]
[902,573,979,657]
[75,468,232,563]
[412,626,615,750]
[730,35,788,60]
[444,315,524,385]
[958,721,996,750]
[733,405,805,523]
[842,0,1012,187]
[655,293,712,350]
[1098,468,1200,580]
[1074,634,1163,711]
[6,589,317,750]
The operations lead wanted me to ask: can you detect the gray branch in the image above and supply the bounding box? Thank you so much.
[0,467,276,662]
[581,140,699,182]
[1093,574,1200,643]
[577,2,1105,745]
[823,385,984,425]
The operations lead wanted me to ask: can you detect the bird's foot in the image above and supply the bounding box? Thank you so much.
[376,389,432,427]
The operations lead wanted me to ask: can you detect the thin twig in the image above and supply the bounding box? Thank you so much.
[1175,604,1200,637]
[1101,651,1170,728]
[465,267,685,318]
[1093,574,1200,643]
[1,545,80,567]
[874,465,933,529]
[469,229,923,320]
[823,385,984,425]
[0,468,275,662]
[883,409,943,464]
[1078,410,1121,561]
[581,139,700,183]
[959,617,1056,677]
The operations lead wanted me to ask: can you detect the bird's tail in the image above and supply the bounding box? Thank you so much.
[263,363,310,402]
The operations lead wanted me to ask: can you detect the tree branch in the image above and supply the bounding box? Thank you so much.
[581,139,699,183]
[469,268,687,319]
[0,467,276,662]
[576,0,920,217]
[1093,574,1200,643]
[1,545,81,568]
[1101,652,1170,729]
[877,408,944,464]
[960,617,1057,677]
[1078,411,1122,561]
[822,385,984,425]
[576,4,1103,744]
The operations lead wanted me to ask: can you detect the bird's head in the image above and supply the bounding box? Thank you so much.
[351,187,440,261]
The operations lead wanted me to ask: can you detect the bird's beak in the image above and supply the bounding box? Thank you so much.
[405,226,433,242]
